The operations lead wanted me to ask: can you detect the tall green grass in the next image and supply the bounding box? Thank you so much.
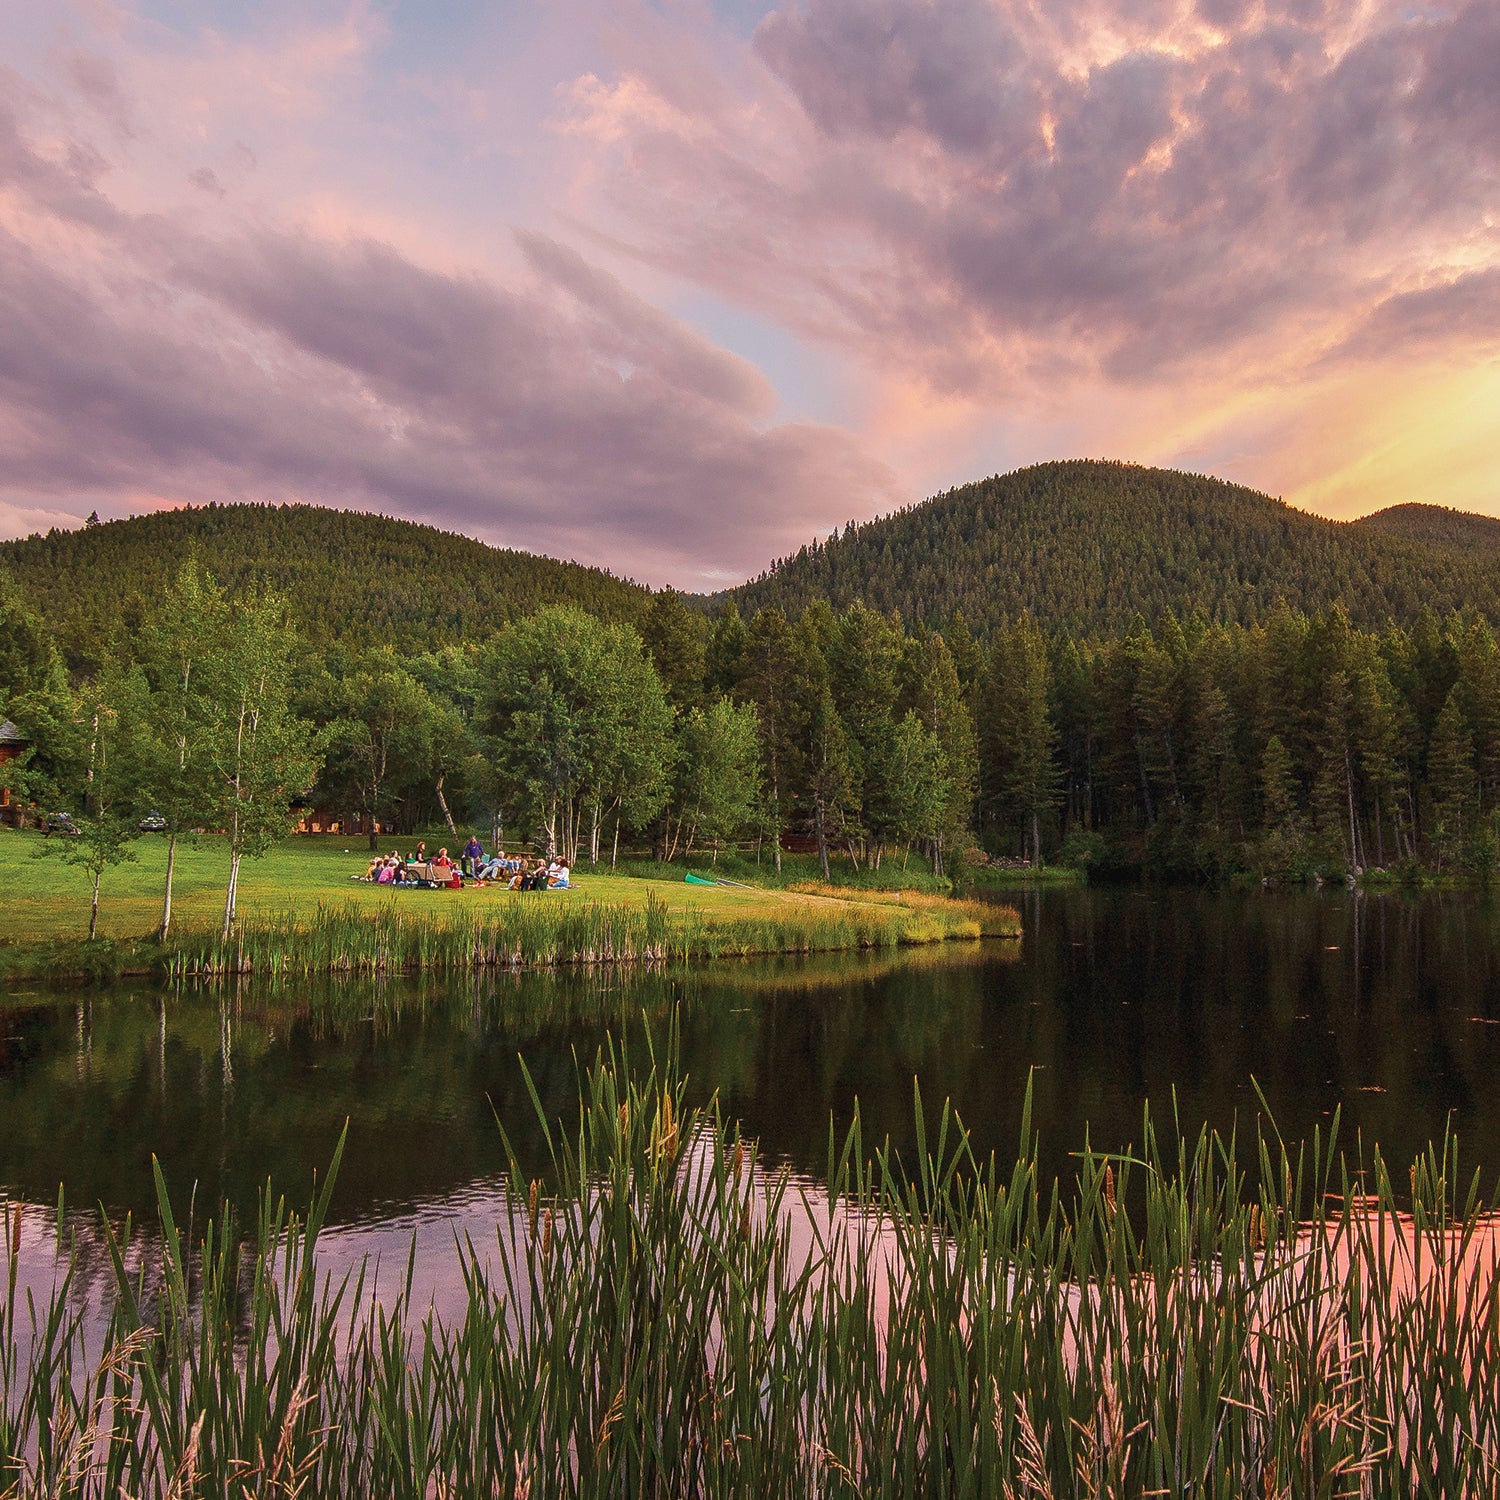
[5,1039,1498,1496]
[161,891,1009,978]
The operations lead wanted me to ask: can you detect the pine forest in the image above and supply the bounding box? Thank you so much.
[5,461,1500,885]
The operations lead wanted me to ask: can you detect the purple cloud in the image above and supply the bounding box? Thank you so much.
[569,0,1500,393]
[3,0,1498,579]
[1331,268,1500,364]
[0,66,894,587]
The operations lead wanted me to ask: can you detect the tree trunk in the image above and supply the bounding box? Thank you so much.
[89,868,101,941]
[159,832,178,941]
[222,850,242,940]
[435,772,458,839]
[612,815,621,870]
[85,710,100,817]
[1136,735,1155,824]
[224,696,248,941]
[1344,748,1361,870]
[770,768,782,873]
[814,798,831,882]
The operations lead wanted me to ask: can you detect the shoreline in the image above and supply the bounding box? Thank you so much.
[0,888,1021,987]
[0,830,1018,987]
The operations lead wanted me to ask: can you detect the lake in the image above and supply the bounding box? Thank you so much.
[4,883,1500,1274]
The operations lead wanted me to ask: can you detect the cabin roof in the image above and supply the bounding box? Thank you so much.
[0,720,25,744]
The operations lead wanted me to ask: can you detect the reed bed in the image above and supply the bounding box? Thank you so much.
[5,1041,1499,1498]
[161,890,1012,979]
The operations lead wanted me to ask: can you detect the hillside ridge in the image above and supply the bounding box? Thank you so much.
[1350,502,1500,555]
[722,459,1500,636]
[1,501,649,667]
[7,463,1500,657]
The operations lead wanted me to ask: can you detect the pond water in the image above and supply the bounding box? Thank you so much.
[4,884,1500,1266]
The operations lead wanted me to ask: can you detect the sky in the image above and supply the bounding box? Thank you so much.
[0,0,1496,589]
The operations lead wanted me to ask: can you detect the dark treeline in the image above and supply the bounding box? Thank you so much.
[0,503,648,669]
[12,541,1500,894]
[727,460,1500,637]
[980,602,1500,880]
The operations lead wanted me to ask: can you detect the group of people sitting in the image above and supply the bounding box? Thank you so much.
[360,838,572,891]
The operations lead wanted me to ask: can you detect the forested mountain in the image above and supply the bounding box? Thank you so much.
[11,466,1500,670]
[725,460,1500,636]
[1352,503,1500,557]
[0,503,648,667]
[12,467,1500,886]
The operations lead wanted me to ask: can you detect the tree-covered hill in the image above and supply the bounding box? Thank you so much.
[10,465,1500,670]
[724,460,1500,637]
[1351,503,1500,557]
[1,503,648,666]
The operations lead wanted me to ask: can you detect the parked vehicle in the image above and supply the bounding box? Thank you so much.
[138,811,169,832]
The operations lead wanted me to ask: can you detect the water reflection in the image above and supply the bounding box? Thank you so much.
[2,885,1500,1250]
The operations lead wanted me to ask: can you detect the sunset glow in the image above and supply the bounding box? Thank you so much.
[0,0,1495,586]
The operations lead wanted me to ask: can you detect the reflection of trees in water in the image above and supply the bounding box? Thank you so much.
[0,946,1007,1224]
[1014,886,1500,1184]
[3,889,1500,1231]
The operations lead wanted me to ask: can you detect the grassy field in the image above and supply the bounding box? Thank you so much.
[0,830,1019,980]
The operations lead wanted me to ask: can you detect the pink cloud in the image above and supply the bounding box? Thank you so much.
[2,0,1497,589]
[564,0,1500,391]
[0,23,897,588]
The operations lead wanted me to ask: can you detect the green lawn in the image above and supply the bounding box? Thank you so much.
[0,831,831,938]
[0,830,1018,979]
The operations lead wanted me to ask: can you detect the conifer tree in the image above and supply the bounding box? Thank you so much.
[704,605,748,699]
[638,588,707,713]
[981,616,1059,863]
[1257,733,1303,874]
[828,602,902,864]
[1427,688,1475,871]
[734,608,807,872]
[1311,669,1359,872]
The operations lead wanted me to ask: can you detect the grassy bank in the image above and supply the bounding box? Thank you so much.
[0,831,1018,982]
[4,1041,1497,1496]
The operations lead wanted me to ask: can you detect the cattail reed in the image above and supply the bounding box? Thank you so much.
[3,1037,1497,1496]
[157,890,1019,981]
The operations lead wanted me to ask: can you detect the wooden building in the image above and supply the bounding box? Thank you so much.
[293,806,383,837]
[0,720,28,826]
